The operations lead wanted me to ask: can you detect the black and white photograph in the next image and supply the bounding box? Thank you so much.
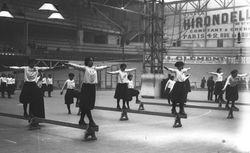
[0,0,250,152]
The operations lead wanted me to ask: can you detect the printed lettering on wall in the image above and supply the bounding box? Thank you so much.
[181,7,250,40]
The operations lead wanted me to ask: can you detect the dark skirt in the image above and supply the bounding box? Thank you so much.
[80,83,96,110]
[20,82,45,118]
[41,84,47,92]
[214,81,223,95]
[170,82,186,104]
[114,83,128,100]
[6,84,12,94]
[11,84,16,94]
[20,82,41,104]
[47,84,53,92]
[65,89,79,104]
[0,82,6,92]
[225,85,238,101]
[165,88,171,99]
[127,88,139,102]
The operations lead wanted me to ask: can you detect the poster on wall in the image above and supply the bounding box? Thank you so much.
[164,55,250,64]
[181,7,250,40]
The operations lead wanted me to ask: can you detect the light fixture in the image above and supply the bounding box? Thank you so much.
[48,12,64,20]
[39,2,58,11]
[121,0,124,9]
[0,3,14,18]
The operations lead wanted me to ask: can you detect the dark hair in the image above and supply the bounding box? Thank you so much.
[120,63,127,69]
[216,68,222,73]
[174,61,184,68]
[128,74,133,79]
[231,69,238,75]
[84,57,93,66]
[68,73,74,77]
[170,75,174,80]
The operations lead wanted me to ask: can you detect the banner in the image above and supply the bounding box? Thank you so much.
[164,56,250,64]
[181,7,250,40]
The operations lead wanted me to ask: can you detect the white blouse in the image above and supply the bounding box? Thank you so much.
[0,77,7,83]
[210,72,223,82]
[83,66,98,84]
[165,79,176,92]
[6,78,12,85]
[42,78,47,84]
[108,68,136,84]
[168,68,189,82]
[222,73,248,90]
[66,63,108,84]
[10,78,15,84]
[47,78,53,85]
[127,80,134,89]
[64,79,76,89]
[9,66,50,82]
[118,70,128,84]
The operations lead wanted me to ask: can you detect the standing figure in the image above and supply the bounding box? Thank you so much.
[126,74,140,109]
[207,76,215,101]
[0,73,7,98]
[8,59,50,128]
[208,68,224,106]
[107,64,136,110]
[65,58,107,132]
[6,74,13,98]
[41,74,47,97]
[164,75,175,104]
[164,61,191,115]
[200,77,206,88]
[60,73,80,115]
[10,74,16,94]
[47,74,53,97]
[245,76,249,91]
[222,70,248,110]
[184,75,191,104]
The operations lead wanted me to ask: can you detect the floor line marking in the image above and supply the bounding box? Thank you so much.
[189,110,212,119]
[2,139,17,144]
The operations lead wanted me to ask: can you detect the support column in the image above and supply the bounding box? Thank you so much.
[77,29,84,45]
[141,0,165,98]
[25,21,31,56]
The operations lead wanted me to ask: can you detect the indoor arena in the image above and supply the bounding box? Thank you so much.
[0,0,250,153]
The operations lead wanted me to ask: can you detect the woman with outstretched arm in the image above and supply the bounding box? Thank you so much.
[8,59,51,129]
[222,69,248,110]
[164,61,191,115]
[208,68,224,105]
[65,58,107,140]
[107,64,136,110]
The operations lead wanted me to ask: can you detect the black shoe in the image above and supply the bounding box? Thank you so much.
[116,106,121,110]
[122,106,127,109]
[89,121,98,127]
[171,109,177,114]
[136,100,141,104]
[79,121,87,128]
[24,112,29,118]
[179,111,187,116]
[225,105,230,109]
